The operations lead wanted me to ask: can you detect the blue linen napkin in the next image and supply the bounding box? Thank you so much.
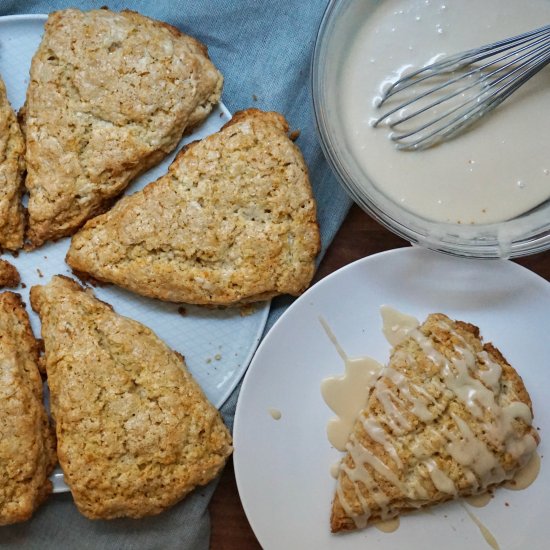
[0,1,352,548]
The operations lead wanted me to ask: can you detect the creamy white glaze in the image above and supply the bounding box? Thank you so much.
[340,0,550,224]
[322,356,384,451]
[426,459,457,495]
[381,305,420,346]
[374,516,400,533]
[504,451,541,490]
[321,307,538,531]
[465,492,493,508]
[320,317,384,451]
[462,503,501,550]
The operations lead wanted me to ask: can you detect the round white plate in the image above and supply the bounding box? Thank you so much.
[0,15,269,492]
[234,247,550,550]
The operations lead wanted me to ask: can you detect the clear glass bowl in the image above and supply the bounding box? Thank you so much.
[311,0,550,259]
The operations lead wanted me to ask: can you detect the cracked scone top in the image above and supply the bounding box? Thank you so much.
[67,109,321,306]
[0,75,25,251]
[0,292,56,526]
[331,313,539,533]
[30,275,232,520]
[23,8,223,247]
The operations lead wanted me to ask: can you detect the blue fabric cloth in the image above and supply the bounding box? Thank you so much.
[0,1,351,548]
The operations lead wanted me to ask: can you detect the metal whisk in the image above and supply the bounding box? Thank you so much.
[373,24,550,150]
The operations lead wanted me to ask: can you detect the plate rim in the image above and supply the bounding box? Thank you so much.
[0,13,47,22]
[233,246,550,548]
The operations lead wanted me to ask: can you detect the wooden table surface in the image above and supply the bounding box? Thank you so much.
[208,203,550,549]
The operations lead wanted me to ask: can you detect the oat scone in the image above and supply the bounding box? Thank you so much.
[0,258,20,288]
[24,8,223,248]
[0,75,25,251]
[0,292,56,525]
[331,313,539,532]
[66,109,321,305]
[30,275,232,519]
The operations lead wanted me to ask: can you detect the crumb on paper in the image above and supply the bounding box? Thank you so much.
[214,353,222,361]
[177,306,187,316]
[36,268,43,278]
[268,408,282,420]
[206,358,212,364]
[252,94,258,101]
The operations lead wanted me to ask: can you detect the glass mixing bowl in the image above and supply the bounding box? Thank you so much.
[312,0,550,258]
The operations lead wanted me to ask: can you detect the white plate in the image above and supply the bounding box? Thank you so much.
[234,247,550,550]
[0,15,270,493]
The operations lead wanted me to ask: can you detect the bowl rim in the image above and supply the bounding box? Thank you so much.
[311,0,550,259]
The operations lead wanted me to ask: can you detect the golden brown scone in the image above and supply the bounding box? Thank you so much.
[30,275,232,520]
[331,313,539,533]
[0,292,56,526]
[24,8,223,248]
[0,258,20,288]
[66,109,321,305]
[0,75,25,251]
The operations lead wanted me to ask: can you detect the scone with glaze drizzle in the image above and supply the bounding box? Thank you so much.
[30,275,232,519]
[66,109,320,306]
[23,8,223,247]
[331,312,539,532]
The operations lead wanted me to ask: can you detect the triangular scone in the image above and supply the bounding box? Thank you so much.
[0,75,25,251]
[30,276,232,520]
[66,109,321,305]
[0,292,56,526]
[24,8,223,248]
[331,313,539,532]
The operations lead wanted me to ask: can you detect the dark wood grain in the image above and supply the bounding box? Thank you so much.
[208,203,550,549]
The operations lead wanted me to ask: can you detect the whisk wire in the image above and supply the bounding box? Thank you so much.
[379,24,550,102]
[388,40,550,133]
[393,49,550,149]
[374,24,550,150]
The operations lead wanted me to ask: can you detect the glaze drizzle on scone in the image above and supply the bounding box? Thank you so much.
[330,309,539,532]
